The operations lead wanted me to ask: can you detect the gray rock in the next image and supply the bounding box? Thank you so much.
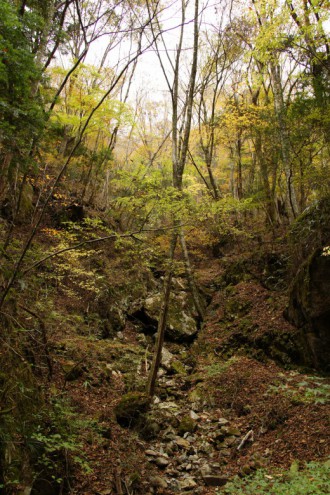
[179,477,197,490]
[144,293,198,342]
[145,449,159,457]
[222,426,241,436]
[175,437,190,449]
[190,411,199,420]
[199,464,212,477]
[154,457,170,468]
[161,347,175,368]
[158,401,179,410]
[162,427,177,440]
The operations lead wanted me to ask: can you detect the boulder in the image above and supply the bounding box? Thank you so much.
[286,248,330,371]
[177,415,197,436]
[143,293,198,342]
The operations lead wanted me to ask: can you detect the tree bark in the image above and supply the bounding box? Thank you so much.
[270,63,299,219]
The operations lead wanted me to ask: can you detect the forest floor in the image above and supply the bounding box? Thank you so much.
[42,234,330,495]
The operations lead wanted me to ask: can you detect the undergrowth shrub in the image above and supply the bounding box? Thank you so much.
[218,461,330,495]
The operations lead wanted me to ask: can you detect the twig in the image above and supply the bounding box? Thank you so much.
[237,429,254,451]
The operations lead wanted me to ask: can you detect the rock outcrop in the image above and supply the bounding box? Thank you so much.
[286,248,330,371]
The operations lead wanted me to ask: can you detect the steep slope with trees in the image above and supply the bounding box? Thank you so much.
[0,0,329,494]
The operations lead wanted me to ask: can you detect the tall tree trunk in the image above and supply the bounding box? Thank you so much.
[270,63,299,219]
[254,133,279,225]
[236,136,243,200]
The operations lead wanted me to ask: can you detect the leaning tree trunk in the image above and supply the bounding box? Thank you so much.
[179,228,205,320]
[146,232,178,397]
[146,0,199,397]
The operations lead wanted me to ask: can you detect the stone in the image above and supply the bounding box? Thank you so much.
[162,427,177,439]
[175,437,190,449]
[153,457,170,468]
[164,443,176,455]
[96,295,126,338]
[145,450,159,457]
[220,425,241,436]
[170,360,187,375]
[190,411,199,420]
[168,478,180,491]
[177,415,197,435]
[179,478,197,491]
[139,414,161,440]
[199,464,212,477]
[161,347,174,368]
[158,401,178,410]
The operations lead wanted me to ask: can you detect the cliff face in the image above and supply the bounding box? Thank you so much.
[286,248,330,371]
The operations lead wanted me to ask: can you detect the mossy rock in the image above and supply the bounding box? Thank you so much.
[142,293,198,342]
[177,415,197,435]
[169,360,187,375]
[114,392,150,427]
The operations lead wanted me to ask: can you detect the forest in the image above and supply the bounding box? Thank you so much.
[0,0,329,494]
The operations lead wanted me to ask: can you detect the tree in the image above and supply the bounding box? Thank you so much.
[146,0,202,397]
[0,0,161,309]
